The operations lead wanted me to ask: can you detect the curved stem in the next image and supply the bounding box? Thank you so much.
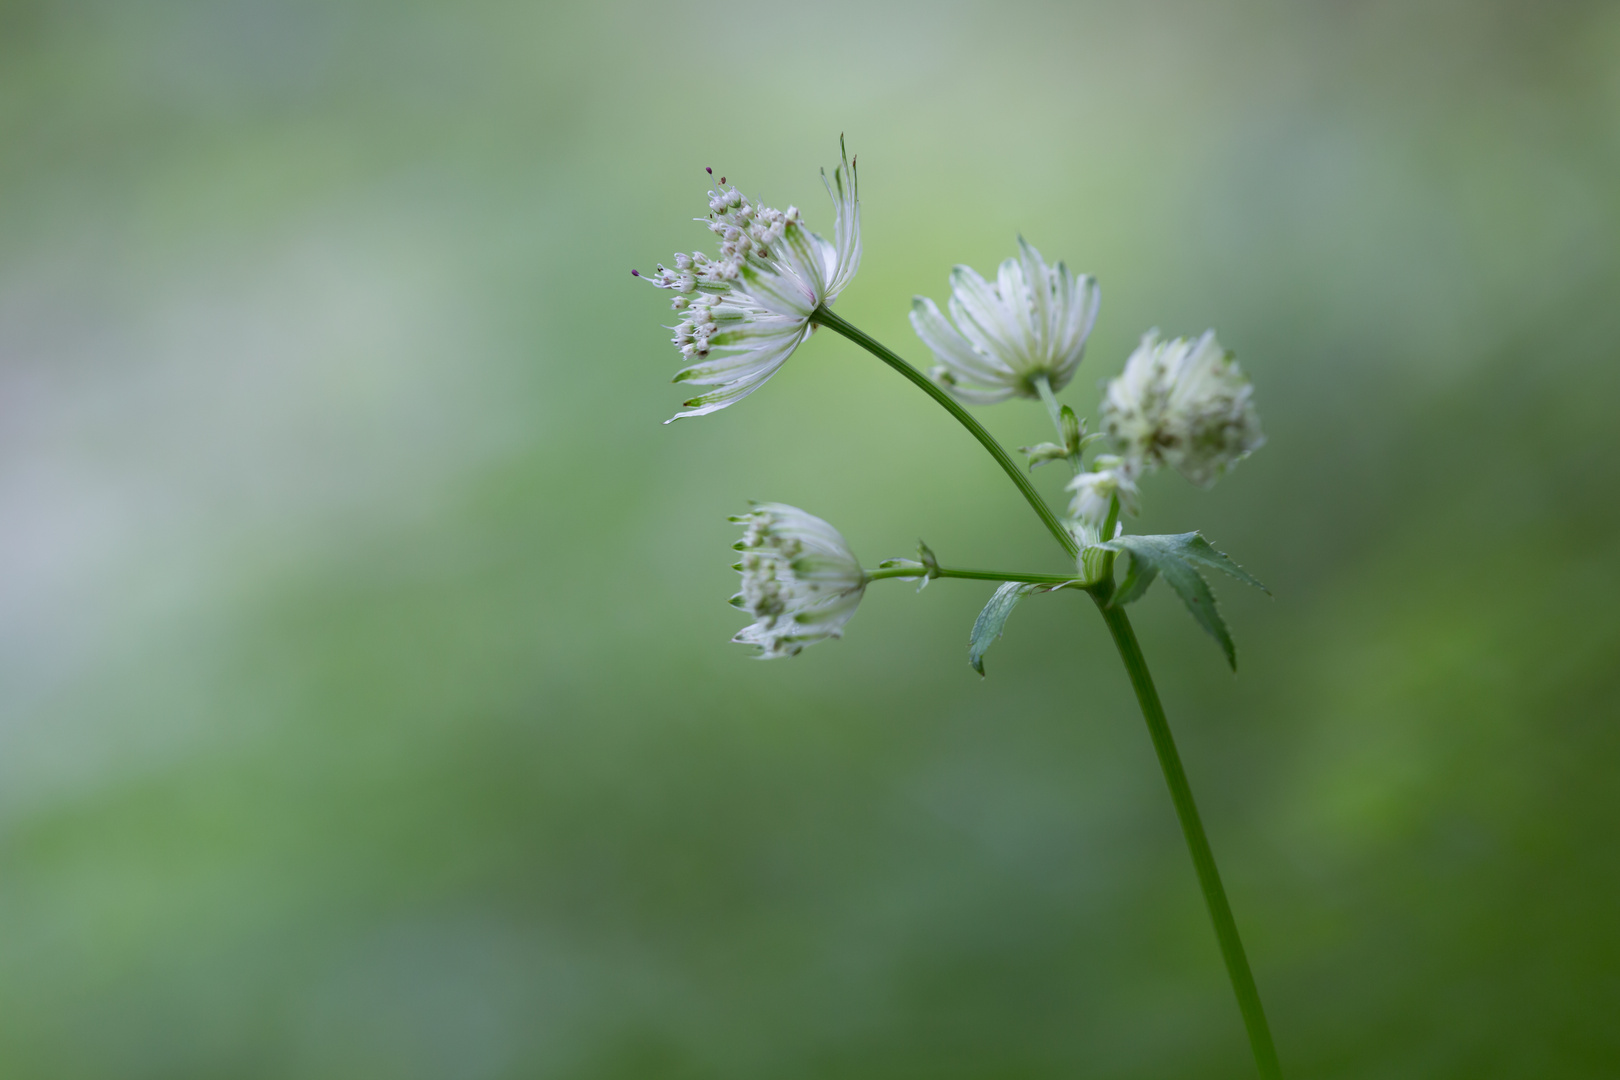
[1094,598,1282,1080]
[811,305,1078,558]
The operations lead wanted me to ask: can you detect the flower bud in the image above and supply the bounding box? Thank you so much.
[910,237,1100,404]
[1066,455,1139,529]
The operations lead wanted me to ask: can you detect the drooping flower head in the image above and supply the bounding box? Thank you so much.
[910,237,1100,404]
[1101,329,1264,487]
[636,142,861,422]
[729,503,867,659]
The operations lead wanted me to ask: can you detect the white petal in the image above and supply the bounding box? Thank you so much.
[909,296,1014,386]
[666,324,810,422]
[820,143,861,300]
[738,258,817,318]
[932,375,1016,405]
[995,255,1040,360]
[947,265,1026,371]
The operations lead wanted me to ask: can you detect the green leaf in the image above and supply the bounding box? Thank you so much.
[1111,552,1159,607]
[1167,532,1269,594]
[1100,533,1267,671]
[968,582,1043,676]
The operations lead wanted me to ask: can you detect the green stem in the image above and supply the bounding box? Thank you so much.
[1031,373,1080,474]
[1092,493,1121,581]
[866,565,1082,585]
[1094,598,1282,1080]
[811,305,1078,559]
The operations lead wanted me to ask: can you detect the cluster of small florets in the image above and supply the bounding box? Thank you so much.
[668,291,723,361]
[730,504,868,659]
[702,184,804,266]
[646,251,729,298]
[1100,330,1264,490]
[735,512,801,622]
[636,180,814,363]
[1061,331,1261,539]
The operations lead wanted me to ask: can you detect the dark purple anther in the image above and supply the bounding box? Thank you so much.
[631,269,640,276]
[705,166,713,174]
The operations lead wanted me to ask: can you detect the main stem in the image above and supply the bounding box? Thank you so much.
[810,306,1078,558]
[815,306,1279,1079]
[1095,597,1282,1080]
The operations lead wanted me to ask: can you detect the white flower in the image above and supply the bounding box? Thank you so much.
[1066,454,1140,530]
[638,143,861,422]
[1101,329,1264,487]
[910,237,1100,404]
[729,503,867,659]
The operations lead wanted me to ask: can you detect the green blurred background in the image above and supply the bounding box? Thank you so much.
[3,1,1618,1076]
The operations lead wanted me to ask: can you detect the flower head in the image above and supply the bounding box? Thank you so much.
[910,237,1100,404]
[1101,330,1264,487]
[729,503,867,658]
[638,143,860,422]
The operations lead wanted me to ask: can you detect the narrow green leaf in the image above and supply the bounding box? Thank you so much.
[968,582,1042,676]
[1159,557,1236,671]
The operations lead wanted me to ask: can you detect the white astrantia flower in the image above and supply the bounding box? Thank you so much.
[1101,329,1264,487]
[729,503,867,659]
[910,237,1100,404]
[1066,454,1140,530]
[636,143,861,422]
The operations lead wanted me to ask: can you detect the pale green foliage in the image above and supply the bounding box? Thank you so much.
[1100,533,1267,670]
[968,582,1047,676]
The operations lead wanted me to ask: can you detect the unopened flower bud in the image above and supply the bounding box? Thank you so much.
[1066,456,1139,529]
[911,237,1101,404]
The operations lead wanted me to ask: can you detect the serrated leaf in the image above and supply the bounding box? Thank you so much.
[968,582,1043,676]
[1111,552,1159,607]
[1167,533,1269,594]
[1100,533,1266,671]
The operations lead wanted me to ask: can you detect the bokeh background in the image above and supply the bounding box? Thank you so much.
[3,1,1619,1076]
